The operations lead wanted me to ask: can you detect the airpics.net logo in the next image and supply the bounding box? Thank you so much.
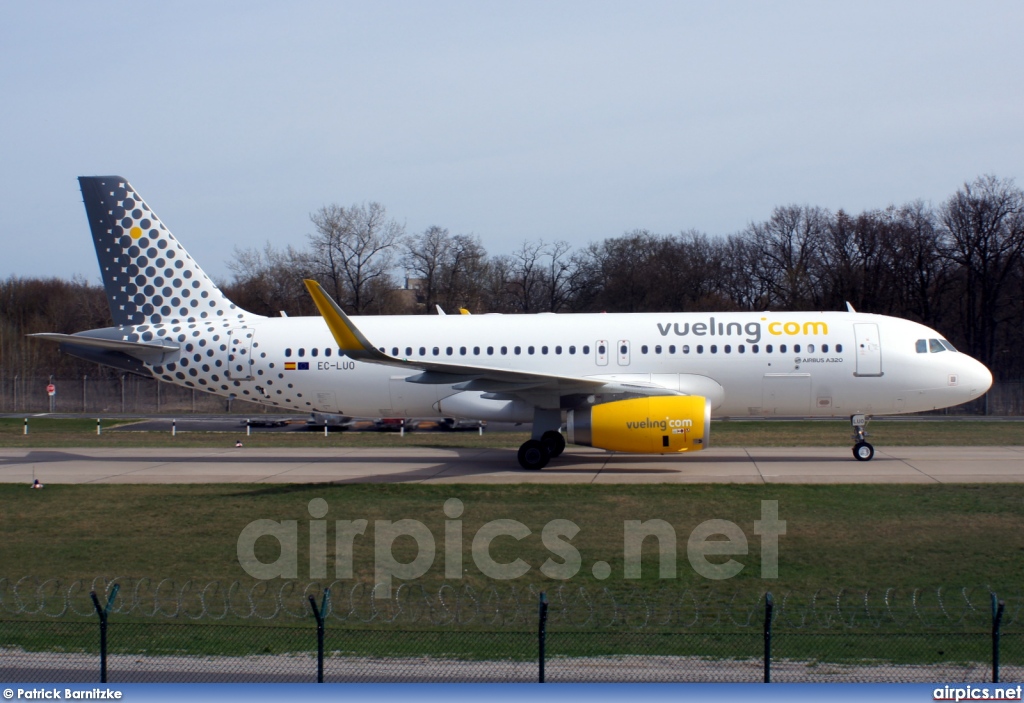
[236,499,786,598]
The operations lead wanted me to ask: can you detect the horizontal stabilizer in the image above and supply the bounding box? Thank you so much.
[29,333,179,364]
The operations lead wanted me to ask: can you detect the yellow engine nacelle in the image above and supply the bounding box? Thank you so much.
[566,396,710,454]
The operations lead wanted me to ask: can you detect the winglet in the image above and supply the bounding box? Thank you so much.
[303,280,392,362]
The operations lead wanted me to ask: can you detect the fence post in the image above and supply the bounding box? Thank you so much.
[308,588,330,683]
[97,418,101,436]
[23,417,27,435]
[764,591,774,683]
[538,591,549,683]
[992,593,1005,683]
[89,584,119,684]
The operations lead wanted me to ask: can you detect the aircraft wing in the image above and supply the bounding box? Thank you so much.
[304,280,681,398]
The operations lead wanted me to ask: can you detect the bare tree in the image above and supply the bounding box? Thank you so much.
[223,243,314,316]
[402,227,489,312]
[939,175,1024,368]
[745,205,829,309]
[308,202,404,314]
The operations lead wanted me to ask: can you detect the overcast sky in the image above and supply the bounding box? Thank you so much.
[2,1,1022,282]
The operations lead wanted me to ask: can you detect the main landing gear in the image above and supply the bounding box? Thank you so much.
[517,409,565,470]
[851,414,874,461]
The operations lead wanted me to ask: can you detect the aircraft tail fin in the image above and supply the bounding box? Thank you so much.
[78,176,249,327]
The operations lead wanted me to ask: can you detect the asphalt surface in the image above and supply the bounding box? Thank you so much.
[2,445,1022,484]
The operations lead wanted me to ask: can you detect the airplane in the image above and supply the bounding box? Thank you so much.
[31,176,994,470]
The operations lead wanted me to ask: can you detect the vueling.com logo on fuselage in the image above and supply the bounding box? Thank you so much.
[656,317,829,344]
[626,417,693,432]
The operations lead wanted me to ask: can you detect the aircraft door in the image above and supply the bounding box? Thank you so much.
[853,323,883,376]
[227,328,255,380]
[617,340,631,366]
[595,340,609,366]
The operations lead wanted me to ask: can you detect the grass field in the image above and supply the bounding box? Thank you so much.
[2,416,1024,448]
[3,482,1023,596]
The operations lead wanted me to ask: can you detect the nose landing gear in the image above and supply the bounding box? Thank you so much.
[851,414,874,461]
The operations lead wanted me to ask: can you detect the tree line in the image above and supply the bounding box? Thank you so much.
[2,175,1022,380]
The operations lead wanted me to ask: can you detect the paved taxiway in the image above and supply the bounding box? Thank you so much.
[1,446,1022,484]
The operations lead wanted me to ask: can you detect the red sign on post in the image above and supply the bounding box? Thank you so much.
[47,384,56,396]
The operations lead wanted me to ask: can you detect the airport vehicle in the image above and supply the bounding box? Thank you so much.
[32,177,993,469]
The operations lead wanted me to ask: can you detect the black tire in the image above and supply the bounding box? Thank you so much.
[540,430,566,458]
[852,441,875,461]
[517,439,550,470]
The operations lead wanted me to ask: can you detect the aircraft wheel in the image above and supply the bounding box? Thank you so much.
[852,441,875,461]
[541,430,566,458]
[517,440,550,470]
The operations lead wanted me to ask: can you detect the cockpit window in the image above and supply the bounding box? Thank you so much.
[940,340,957,352]
[929,339,945,353]
[915,340,927,354]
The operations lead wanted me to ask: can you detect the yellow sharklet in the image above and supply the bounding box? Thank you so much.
[303,280,387,361]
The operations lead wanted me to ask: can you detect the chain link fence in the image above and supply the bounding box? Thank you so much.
[2,579,1021,683]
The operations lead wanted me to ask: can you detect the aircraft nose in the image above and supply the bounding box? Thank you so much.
[964,357,993,399]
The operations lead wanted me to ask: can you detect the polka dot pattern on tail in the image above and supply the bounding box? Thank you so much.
[79,176,247,327]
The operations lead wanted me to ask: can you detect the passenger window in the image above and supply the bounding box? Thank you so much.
[473,346,480,355]
[311,348,318,357]
[682,345,689,354]
[541,346,548,354]
[655,345,662,354]
[419,347,426,356]
[446,346,453,355]
[724,345,731,353]
[793,344,800,353]
[501,346,508,355]
[710,345,718,354]
[697,345,704,354]
[766,344,773,353]
[433,347,440,356]
[459,346,467,355]
[325,348,332,357]
[738,345,745,353]
[555,346,562,354]
[641,345,649,354]
[669,345,676,354]
[487,346,494,355]
[406,347,412,356]
[514,346,522,355]
[916,340,927,353]
[752,345,759,353]
[583,345,590,354]
[528,346,535,355]
[568,345,575,354]
[807,344,814,353]
[929,339,945,353]
[598,344,606,354]
[285,348,292,358]
[620,344,627,355]
[821,344,828,353]
[391,347,398,356]
[836,344,843,352]
[298,348,305,357]
[780,344,787,353]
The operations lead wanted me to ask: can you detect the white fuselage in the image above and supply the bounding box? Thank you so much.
[142,310,992,420]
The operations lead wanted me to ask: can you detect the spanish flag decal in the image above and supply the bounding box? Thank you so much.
[284,362,297,370]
